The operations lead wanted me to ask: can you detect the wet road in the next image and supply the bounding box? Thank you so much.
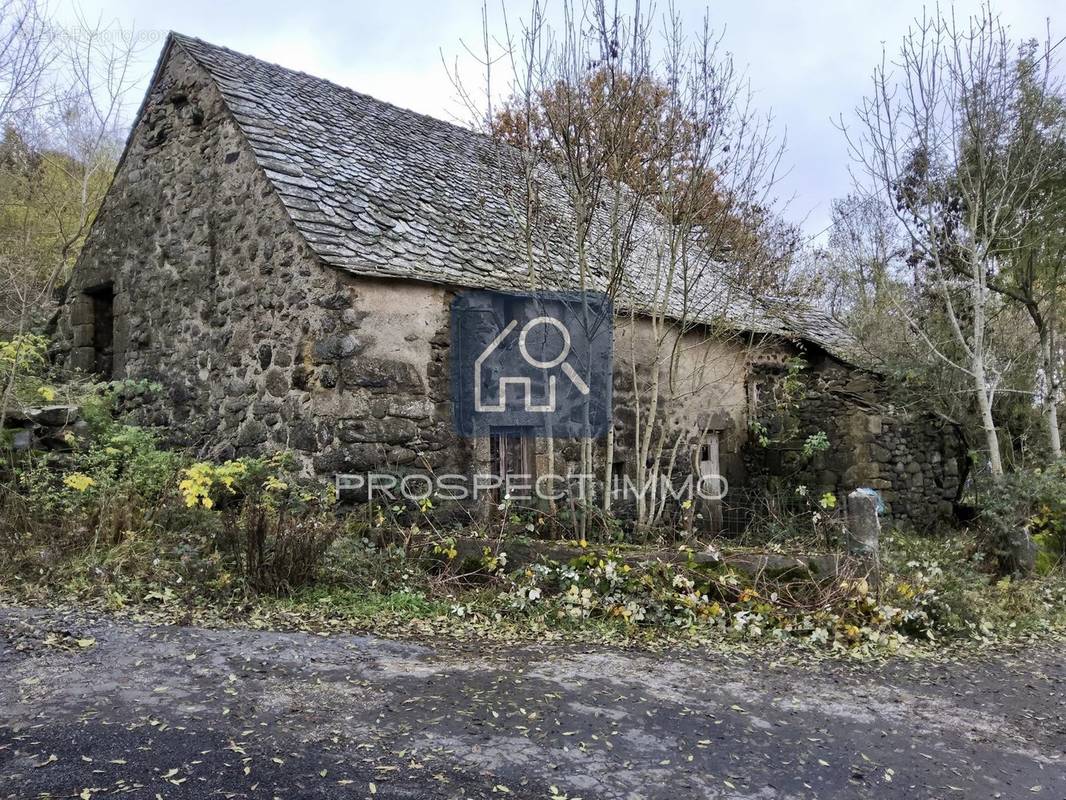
[1,606,1063,799]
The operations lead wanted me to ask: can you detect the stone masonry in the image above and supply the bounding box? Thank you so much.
[744,353,966,528]
[53,33,963,527]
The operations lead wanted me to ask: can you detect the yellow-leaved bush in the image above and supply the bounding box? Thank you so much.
[178,453,334,512]
[62,472,95,492]
[179,460,249,509]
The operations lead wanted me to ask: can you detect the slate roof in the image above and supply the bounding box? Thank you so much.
[163,33,865,365]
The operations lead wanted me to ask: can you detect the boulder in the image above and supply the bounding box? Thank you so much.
[337,417,417,444]
[339,357,424,393]
[26,405,80,427]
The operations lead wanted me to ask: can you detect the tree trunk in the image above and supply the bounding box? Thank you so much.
[969,260,1004,480]
[1049,402,1063,462]
[973,355,1004,479]
[602,426,614,513]
[1039,326,1063,460]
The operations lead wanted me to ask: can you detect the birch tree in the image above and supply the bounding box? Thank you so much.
[845,4,1058,480]
[986,44,1066,460]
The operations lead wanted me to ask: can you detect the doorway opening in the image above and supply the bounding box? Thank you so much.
[489,426,537,502]
[85,284,115,378]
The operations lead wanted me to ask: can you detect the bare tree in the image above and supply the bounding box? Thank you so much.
[450,0,785,533]
[845,4,1059,479]
[982,41,1066,461]
[0,0,52,124]
[821,194,906,319]
[0,7,142,425]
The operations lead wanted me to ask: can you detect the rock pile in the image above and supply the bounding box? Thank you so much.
[2,405,86,452]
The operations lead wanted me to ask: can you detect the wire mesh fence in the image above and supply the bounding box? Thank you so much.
[719,484,848,547]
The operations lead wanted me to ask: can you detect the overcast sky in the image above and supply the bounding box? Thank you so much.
[57,0,1062,242]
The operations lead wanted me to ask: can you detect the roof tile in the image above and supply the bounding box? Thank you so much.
[168,32,866,365]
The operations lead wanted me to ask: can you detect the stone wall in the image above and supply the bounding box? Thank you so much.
[54,45,467,478]
[863,414,965,524]
[744,352,966,527]
[2,405,86,453]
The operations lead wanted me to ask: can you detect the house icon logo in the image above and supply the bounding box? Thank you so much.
[452,290,612,438]
[474,315,590,412]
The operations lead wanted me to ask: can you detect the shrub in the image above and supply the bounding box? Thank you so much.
[178,452,342,594]
[2,392,343,598]
[230,501,342,593]
[321,526,417,592]
[17,424,178,509]
[976,463,1066,575]
[0,333,114,414]
[0,420,185,578]
[0,333,49,404]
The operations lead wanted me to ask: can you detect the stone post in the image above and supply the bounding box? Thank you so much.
[846,489,881,587]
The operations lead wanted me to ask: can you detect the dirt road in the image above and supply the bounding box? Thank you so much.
[1,606,1063,799]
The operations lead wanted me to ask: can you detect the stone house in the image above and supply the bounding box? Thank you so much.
[53,33,965,528]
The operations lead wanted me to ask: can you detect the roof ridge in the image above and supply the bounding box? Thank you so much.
[168,31,490,147]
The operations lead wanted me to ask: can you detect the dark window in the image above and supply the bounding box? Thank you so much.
[698,433,720,469]
[86,284,115,378]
